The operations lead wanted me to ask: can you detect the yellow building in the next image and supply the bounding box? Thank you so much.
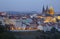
[44,16,56,23]
[48,7,54,15]
[44,16,52,23]
[57,16,60,20]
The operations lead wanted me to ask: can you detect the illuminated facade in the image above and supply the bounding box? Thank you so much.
[42,6,56,23]
[48,7,54,16]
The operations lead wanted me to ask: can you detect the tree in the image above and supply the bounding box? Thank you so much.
[0,21,5,33]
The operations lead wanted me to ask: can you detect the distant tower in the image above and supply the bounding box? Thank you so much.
[42,5,45,13]
[45,5,49,14]
[42,5,46,16]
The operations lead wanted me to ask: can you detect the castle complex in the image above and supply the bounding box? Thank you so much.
[42,6,54,16]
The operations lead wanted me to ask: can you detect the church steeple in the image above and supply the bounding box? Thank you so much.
[46,5,49,13]
[42,5,45,13]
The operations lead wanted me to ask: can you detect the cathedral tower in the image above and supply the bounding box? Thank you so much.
[42,5,46,16]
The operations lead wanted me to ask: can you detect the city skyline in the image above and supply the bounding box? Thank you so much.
[0,0,60,12]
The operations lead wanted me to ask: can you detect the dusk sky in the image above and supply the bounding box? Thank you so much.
[0,0,60,12]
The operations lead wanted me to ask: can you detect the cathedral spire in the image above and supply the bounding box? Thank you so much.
[46,5,49,12]
[42,5,45,14]
[42,5,45,13]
